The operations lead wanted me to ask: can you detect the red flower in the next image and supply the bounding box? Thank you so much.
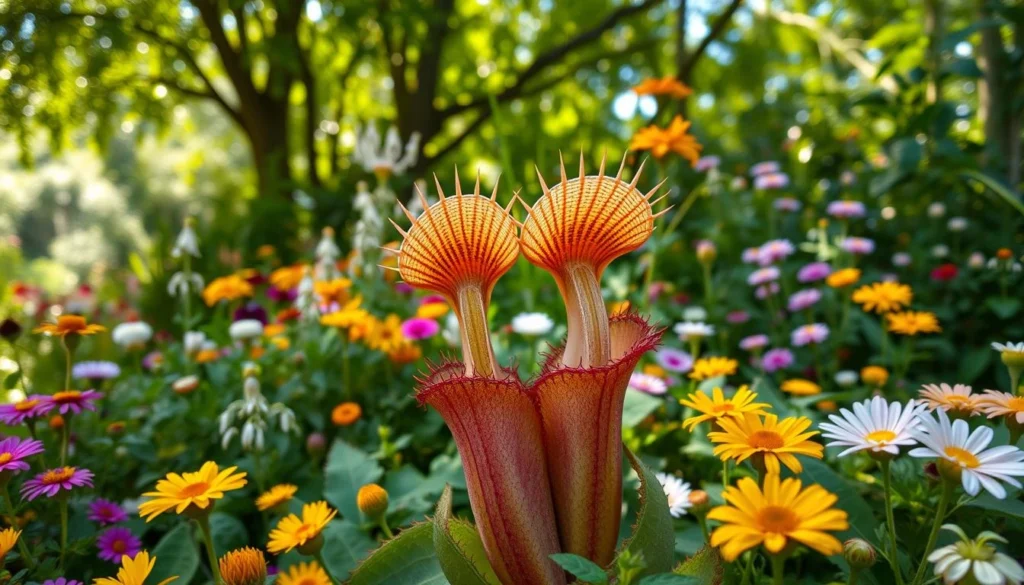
[930,263,958,282]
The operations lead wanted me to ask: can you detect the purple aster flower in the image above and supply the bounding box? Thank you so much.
[826,200,867,219]
[739,334,770,352]
[628,372,667,396]
[758,239,795,265]
[72,360,121,381]
[756,283,780,299]
[141,351,163,371]
[741,247,761,264]
[761,348,795,373]
[840,237,875,255]
[773,197,801,212]
[42,390,103,415]
[655,348,694,373]
[797,262,832,283]
[747,266,781,286]
[266,286,298,303]
[0,436,44,474]
[21,466,94,500]
[394,282,414,295]
[44,579,84,585]
[725,310,750,324]
[96,526,142,562]
[400,317,440,340]
[695,156,721,172]
[750,161,780,176]
[787,289,822,312]
[754,172,790,190]
[88,498,128,525]
[0,395,54,425]
[791,323,829,346]
[892,252,912,267]
[233,302,268,325]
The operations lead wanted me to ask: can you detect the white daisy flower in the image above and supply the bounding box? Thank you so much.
[655,472,692,518]
[628,372,668,396]
[674,321,715,340]
[909,409,1024,499]
[511,312,555,336]
[992,342,1024,369]
[683,306,708,322]
[111,321,153,349]
[229,319,264,342]
[820,397,926,458]
[834,370,859,387]
[929,524,1024,585]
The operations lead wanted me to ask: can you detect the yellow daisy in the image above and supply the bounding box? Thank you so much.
[366,314,404,353]
[886,311,941,335]
[851,282,913,314]
[202,275,254,306]
[319,297,369,329]
[919,383,981,418]
[34,315,106,337]
[860,366,889,387]
[277,562,331,585]
[709,413,823,474]
[825,268,861,289]
[269,265,308,291]
[0,527,20,559]
[268,501,338,554]
[780,379,821,396]
[139,462,248,521]
[979,390,1024,425]
[688,357,739,381]
[415,301,449,320]
[680,386,769,431]
[93,551,179,585]
[708,475,848,561]
[255,484,297,512]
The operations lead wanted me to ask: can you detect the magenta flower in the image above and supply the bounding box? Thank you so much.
[761,348,795,373]
[840,237,875,255]
[741,247,761,264]
[21,466,94,500]
[757,239,795,265]
[695,156,721,172]
[747,266,781,286]
[88,498,128,525]
[44,579,84,585]
[654,348,694,373]
[787,289,822,312]
[42,390,103,415]
[726,310,750,324]
[754,172,789,190]
[826,200,867,219]
[750,161,781,176]
[400,317,440,340]
[420,294,446,306]
[773,197,801,212]
[0,395,54,425]
[739,334,770,352]
[797,262,832,283]
[628,372,668,396]
[792,323,830,346]
[141,351,163,371]
[755,283,780,299]
[96,526,141,562]
[0,436,44,474]
[394,282,415,295]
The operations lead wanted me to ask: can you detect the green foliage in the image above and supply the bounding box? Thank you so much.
[347,522,448,585]
[619,448,676,576]
[433,485,501,585]
[549,553,609,583]
[673,546,724,585]
[149,524,200,585]
[324,440,385,523]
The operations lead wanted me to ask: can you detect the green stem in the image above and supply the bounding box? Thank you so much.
[1010,367,1021,396]
[59,498,68,570]
[772,555,785,585]
[63,340,72,391]
[196,513,223,585]
[881,460,905,585]
[3,487,34,569]
[59,417,70,466]
[697,515,710,545]
[378,517,395,539]
[722,459,730,486]
[182,253,193,334]
[912,482,953,585]
[314,550,340,585]
[341,336,351,399]
[11,345,29,392]
[848,568,861,585]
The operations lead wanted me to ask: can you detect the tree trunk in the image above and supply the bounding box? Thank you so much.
[977,0,1011,179]
[924,0,943,103]
[246,99,293,200]
[675,0,689,117]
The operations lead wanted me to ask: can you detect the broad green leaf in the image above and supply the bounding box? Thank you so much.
[433,485,501,585]
[348,522,448,585]
[210,512,248,554]
[149,523,199,585]
[673,545,724,585]
[623,390,664,428]
[965,492,1024,520]
[549,553,608,583]
[324,440,384,523]
[962,170,1024,217]
[619,447,675,576]
[957,347,992,384]
[747,375,793,417]
[638,575,701,585]
[3,370,18,390]
[986,297,1022,320]
[320,520,377,581]
[891,138,922,172]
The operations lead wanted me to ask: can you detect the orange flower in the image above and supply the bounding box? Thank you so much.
[269,265,307,291]
[314,278,353,306]
[629,115,703,165]
[202,275,253,306]
[633,76,693,99]
[195,349,220,364]
[34,315,106,337]
[331,402,362,426]
[387,341,422,364]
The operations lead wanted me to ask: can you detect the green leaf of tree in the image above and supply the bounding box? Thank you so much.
[324,440,384,523]
[348,522,448,585]
[549,553,609,584]
[433,485,502,585]
[619,447,675,576]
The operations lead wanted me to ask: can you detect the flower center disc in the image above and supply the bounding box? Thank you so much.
[43,467,76,484]
[113,540,127,553]
[53,391,81,403]
[944,446,980,468]
[180,481,210,498]
[757,505,799,533]
[866,430,897,444]
[14,400,38,412]
[1008,397,1024,411]
[749,430,785,450]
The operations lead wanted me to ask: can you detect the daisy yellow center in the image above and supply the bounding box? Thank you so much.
[14,400,39,412]
[944,446,980,468]
[1007,397,1024,411]
[297,579,318,585]
[52,391,82,403]
[748,430,785,450]
[58,316,87,331]
[42,467,75,484]
[180,481,210,498]
[866,430,897,444]
[757,505,799,533]
[0,453,12,464]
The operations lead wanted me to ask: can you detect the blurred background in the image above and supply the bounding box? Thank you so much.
[0,0,1020,309]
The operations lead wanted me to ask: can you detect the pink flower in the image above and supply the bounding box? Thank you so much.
[797,262,832,283]
[840,237,875,255]
[88,498,128,525]
[420,294,446,306]
[754,172,789,190]
[826,200,867,219]
[655,348,693,373]
[791,323,829,346]
[750,161,781,176]
[628,373,668,396]
[761,348,794,372]
[695,156,721,172]
[726,310,750,324]
[747,266,781,286]
[394,282,415,294]
[21,466,94,500]
[0,395,54,426]
[739,334,770,351]
[787,289,822,312]
[97,526,141,562]
[756,283,780,299]
[773,197,801,212]
[0,436,44,474]
[400,317,440,340]
[742,247,761,264]
[758,239,795,265]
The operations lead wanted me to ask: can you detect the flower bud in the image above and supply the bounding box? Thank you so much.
[996,248,1013,261]
[172,375,201,395]
[0,318,22,342]
[49,415,65,431]
[687,489,711,516]
[219,547,267,585]
[1000,350,1024,370]
[357,483,389,520]
[305,432,326,457]
[107,421,126,436]
[843,538,876,570]
[695,240,717,265]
